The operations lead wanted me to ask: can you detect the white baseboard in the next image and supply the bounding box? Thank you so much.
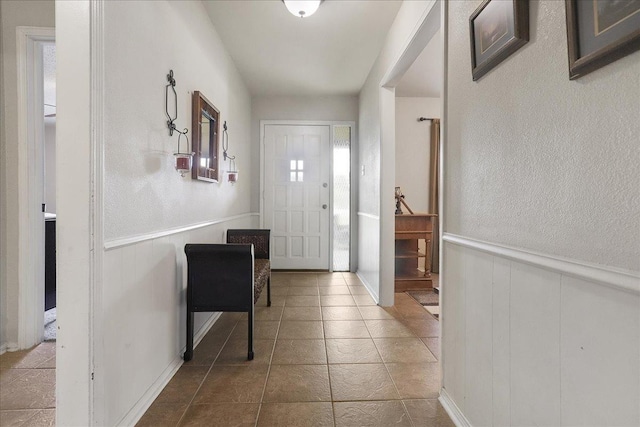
[439,388,471,427]
[355,272,380,303]
[0,342,19,355]
[117,312,221,427]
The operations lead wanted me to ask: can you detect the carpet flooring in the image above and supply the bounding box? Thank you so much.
[406,290,439,319]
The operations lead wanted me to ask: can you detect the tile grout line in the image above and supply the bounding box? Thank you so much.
[319,279,338,427]
[253,278,285,427]
[174,316,239,427]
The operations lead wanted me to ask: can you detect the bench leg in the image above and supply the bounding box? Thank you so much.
[267,275,271,307]
[248,305,254,360]
[185,310,194,362]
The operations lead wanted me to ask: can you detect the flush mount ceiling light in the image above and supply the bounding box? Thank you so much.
[283,0,323,18]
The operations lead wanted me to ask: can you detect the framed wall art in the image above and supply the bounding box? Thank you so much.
[469,0,529,81]
[192,91,220,183]
[566,0,640,79]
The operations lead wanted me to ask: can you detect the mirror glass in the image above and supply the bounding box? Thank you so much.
[192,91,219,182]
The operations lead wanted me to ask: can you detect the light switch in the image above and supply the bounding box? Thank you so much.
[361,165,365,176]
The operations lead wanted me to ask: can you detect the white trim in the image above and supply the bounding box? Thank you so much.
[90,2,105,423]
[443,233,640,295]
[104,213,259,250]
[116,312,221,427]
[439,388,472,427]
[438,0,449,397]
[355,271,380,303]
[0,342,20,355]
[260,120,355,127]
[380,0,440,88]
[117,356,182,427]
[260,121,356,271]
[357,212,379,221]
[16,26,55,350]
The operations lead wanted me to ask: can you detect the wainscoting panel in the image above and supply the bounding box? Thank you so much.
[357,213,380,302]
[442,243,466,412]
[560,275,640,426]
[102,214,258,426]
[491,257,511,427]
[463,249,493,427]
[510,262,561,426]
[441,235,640,427]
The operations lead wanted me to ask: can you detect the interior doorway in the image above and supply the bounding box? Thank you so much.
[395,30,443,290]
[42,42,57,341]
[16,27,55,348]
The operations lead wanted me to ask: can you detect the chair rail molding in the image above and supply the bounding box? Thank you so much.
[104,212,259,250]
[443,233,640,294]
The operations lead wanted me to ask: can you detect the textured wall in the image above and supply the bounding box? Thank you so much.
[357,1,437,301]
[0,0,55,350]
[44,121,56,213]
[103,1,252,240]
[395,97,440,213]
[446,0,640,271]
[250,95,358,212]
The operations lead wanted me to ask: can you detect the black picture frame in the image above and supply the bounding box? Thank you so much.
[566,0,640,80]
[469,0,529,81]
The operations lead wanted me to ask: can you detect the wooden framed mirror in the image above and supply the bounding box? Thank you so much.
[191,91,220,182]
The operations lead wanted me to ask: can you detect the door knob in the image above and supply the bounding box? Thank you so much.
[322,204,327,209]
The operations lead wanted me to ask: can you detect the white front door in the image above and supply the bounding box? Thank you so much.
[263,124,331,270]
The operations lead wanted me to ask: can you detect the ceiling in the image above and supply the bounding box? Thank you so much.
[395,28,442,98]
[203,0,402,96]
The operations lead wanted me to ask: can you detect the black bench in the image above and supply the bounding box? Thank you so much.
[184,229,271,361]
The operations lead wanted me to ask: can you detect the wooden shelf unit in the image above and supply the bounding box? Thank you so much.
[395,213,436,292]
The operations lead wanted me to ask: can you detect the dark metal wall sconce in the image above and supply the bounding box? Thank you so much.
[165,70,193,176]
[222,121,239,183]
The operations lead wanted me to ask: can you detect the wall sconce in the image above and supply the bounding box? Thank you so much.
[222,121,239,184]
[165,70,193,176]
[174,133,192,177]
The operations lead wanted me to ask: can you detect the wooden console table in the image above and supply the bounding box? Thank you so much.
[395,213,436,292]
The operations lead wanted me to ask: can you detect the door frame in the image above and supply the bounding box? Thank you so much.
[259,120,357,272]
[16,26,55,349]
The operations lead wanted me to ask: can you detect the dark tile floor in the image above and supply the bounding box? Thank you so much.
[138,272,452,427]
[0,341,56,426]
[0,272,451,427]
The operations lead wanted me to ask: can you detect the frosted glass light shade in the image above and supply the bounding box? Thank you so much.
[283,0,322,18]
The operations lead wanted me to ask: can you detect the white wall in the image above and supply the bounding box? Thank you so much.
[442,1,640,425]
[250,95,358,212]
[0,0,5,351]
[395,97,439,213]
[446,2,640,271]
[442,242,639,427]
[357,1,438,304]
[104,4,252,240]
[0,0,55,352]
[44,120,56,213]
[57,1,254,425]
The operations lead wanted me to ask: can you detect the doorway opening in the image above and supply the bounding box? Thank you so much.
[43,42,57,341]
[16,27,55,349]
